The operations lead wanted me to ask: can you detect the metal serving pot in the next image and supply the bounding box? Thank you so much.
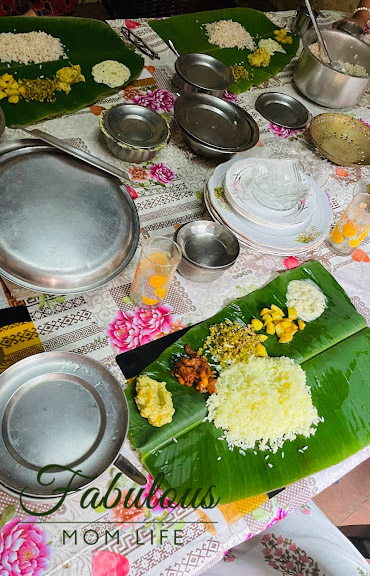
[294,28,369,108]
[0,351,146,501]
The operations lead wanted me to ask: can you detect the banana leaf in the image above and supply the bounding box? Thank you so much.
[149,8,299,94]
[0,17,144,127]
[125,261,370,503]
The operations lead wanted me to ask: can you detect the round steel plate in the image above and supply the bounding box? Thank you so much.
[255,92,310,130]
[174,93,259,151]
[0,141,139,293]
[0,352,128,498]
[175,53,233,90]
[103,103,169,149]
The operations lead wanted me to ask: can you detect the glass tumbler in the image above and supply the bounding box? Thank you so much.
[130,236,182,308]
[329,193,370,255]
[252,158,309,211]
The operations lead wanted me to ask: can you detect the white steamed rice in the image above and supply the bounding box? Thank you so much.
[205,20,255,50]
[0,31,67,65]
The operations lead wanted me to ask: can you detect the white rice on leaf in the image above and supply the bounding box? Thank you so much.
[205,20,255,50]
[206,356,320,454]
[0,32,66,65]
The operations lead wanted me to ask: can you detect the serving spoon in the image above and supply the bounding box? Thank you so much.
[304,0,346,73]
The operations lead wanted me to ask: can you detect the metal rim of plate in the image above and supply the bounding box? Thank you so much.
[175,53,233,91]
[174,93,259,152]
[0,139,140,294]
[0,106,5,140]
[102,103,170,149]
[0,351,128,499]
[255,92,310,130]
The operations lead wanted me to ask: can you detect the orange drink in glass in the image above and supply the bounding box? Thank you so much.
[130,236,181,308]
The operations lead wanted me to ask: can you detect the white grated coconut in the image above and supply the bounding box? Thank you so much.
[286,280,326,322]
[258,38,286,55]
[0,31,66,65]
[206,356,320,454]
[205,20,255,50]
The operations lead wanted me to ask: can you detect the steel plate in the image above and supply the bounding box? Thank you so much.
[255,92,310,129]
[0,140,139,293]
[174,93,259,151]
[175,53,233,90]
[103,104,169,149]
[0,351,128,498]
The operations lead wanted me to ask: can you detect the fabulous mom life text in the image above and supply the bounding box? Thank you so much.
[19,465,221,515]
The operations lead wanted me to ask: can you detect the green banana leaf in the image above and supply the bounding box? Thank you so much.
[0,17,144,127]
[125,261,370,503]
[149,8,299,94]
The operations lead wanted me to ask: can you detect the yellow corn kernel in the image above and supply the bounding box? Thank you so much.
[271,304,284,315]
[279,333,293,344]
[256,343,268,357]
[8,94,20,104]
[288,307,297,320]
[260,308,270,316]
[251,318,263,331]
[6,89,19,96]
[298,320,306,330]
[1,73,13,82]
[280,320,293,329]
[265,322,276,335]
[18,85,26,96]
[258,334,268,342]
[275,324,285,338]
[11,81,19,90]
[0,80,8,89]
[271,312,283,321]
[0,90,6,100]
[262,314,272,324]
[287,324,298,333]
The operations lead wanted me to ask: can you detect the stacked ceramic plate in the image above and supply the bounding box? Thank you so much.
[204,156,332,255]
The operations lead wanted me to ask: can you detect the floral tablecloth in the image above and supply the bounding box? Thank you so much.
[0,10,369,576]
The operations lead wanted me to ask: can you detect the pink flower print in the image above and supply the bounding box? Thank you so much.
[108,490,145,529]
[262,533,271,542]
[0,517,52,576]
[268,561,277,567]
[149,163,175,184]
[121,86,144,101]
[274,547,283,556]
[268,122,298,139]
[93,551,130,576]
[223,90,239,103]
[283,256,300,269]
[125,19,141,29]
[276,535,284,545]
[133,89,175,114]
[300,556,310,563]
[262,548,272,555]
[289,543,296,550]
[265,506,289,529]
[141,474,177,514]
[286,561,294,569]
[106,305,176,353]
[127,166,149,182]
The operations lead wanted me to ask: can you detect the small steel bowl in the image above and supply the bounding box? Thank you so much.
[174,53,233,97]
[100,104,170,163]
[174,93,259,158]
[174,220,239,283]
[310,113,370,166]
[0,107,5,141]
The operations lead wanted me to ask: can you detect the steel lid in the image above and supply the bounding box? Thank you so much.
[0,352,128,498]
[255,92,310,130]
[0,140,139,293]
[175,53,233,91]
[102,103,170,149]
[174,93,259,152]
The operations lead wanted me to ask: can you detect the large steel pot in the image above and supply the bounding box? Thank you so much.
[294,28,369,108]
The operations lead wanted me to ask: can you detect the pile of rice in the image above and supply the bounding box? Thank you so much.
[206,356,320,453]
[309,42,367,78]
[0,31,67,65]
[205,20,255,50]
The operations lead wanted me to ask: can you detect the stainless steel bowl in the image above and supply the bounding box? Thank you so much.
[174,53,233,97]
[174,220,239,283]
[294,28,369,108]
[174,93,259,158]
[100,104,170,163]
[0,107,5,141]
[338,20,364,37]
